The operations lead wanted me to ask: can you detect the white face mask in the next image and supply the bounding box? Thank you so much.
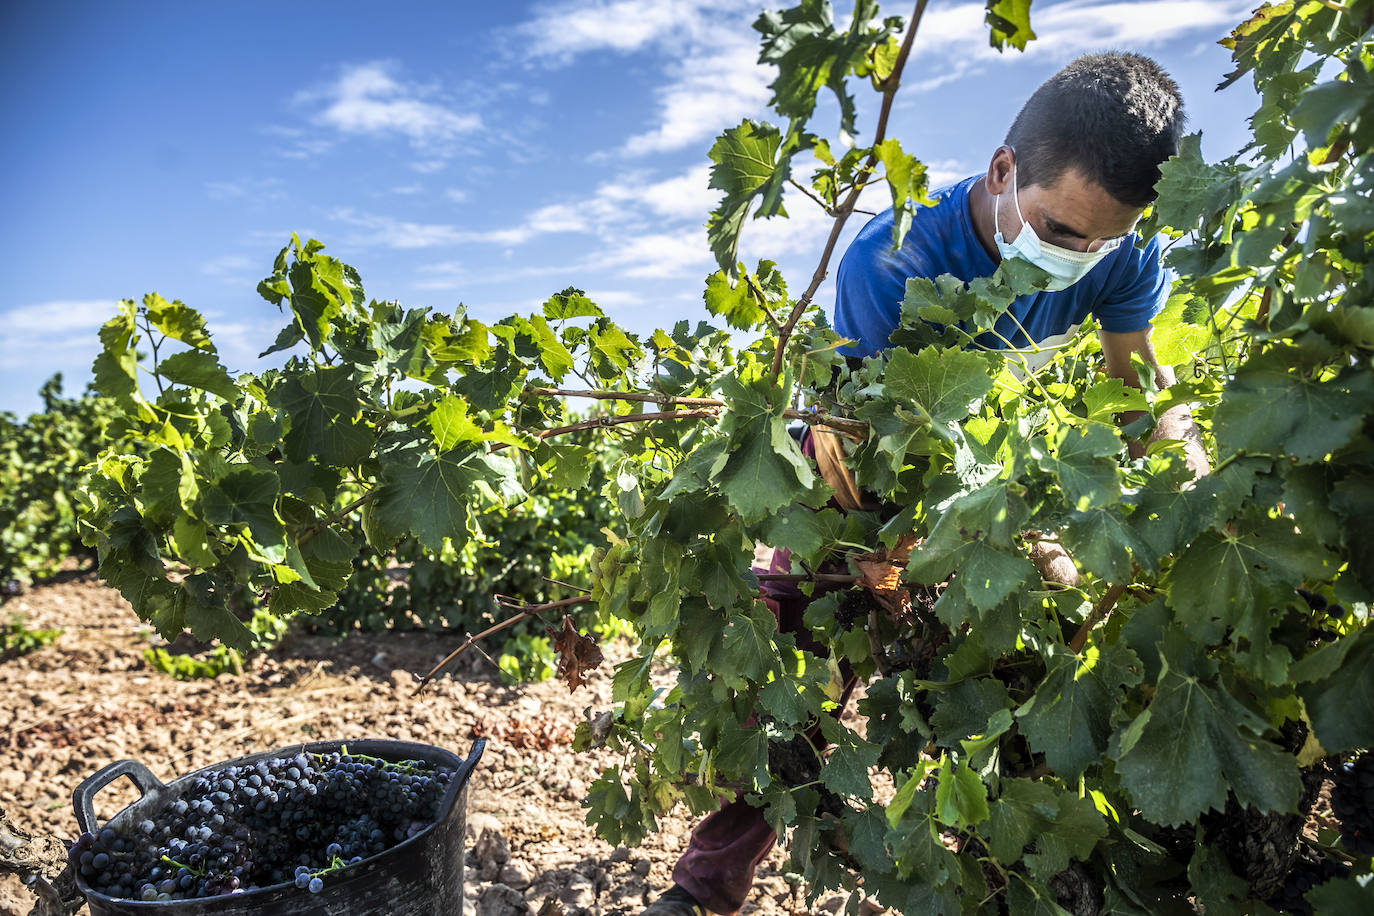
[992,162,1120,291]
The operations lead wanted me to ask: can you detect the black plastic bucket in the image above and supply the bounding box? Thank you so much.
[71,738,485,915]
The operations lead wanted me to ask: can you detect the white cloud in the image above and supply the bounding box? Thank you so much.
[205,177,286,203]
[907,0,1256,90]
[516,0,755,60]
[443,188,469,204]
[516,0,768,156]
[924,158,975,188]
[0,300,116,373]
[414,261,467,291]
[260,125,335,160]
[624,41,770,155]
[288,63,481,163]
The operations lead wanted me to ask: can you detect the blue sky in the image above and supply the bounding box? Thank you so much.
[0,0,1260,416]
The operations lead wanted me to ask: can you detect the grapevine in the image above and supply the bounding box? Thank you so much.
[74,0,1374,911]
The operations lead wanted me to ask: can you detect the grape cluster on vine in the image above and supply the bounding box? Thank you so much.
[69,749,454,901]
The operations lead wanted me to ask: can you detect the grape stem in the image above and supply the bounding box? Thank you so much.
[769,0,930,381]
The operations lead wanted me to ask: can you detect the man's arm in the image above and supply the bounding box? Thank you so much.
[1098,327,1209,477]
[1099,327,1173,390]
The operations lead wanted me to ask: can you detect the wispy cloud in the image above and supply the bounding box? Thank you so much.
[201,254,260,283]
[303,63,482,145]
[205,177,287,203]
[0,300,116,373]
[516,0,767,156]
[906,0,1256,91]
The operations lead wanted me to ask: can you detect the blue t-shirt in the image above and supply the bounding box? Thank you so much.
[834,175,1169,357]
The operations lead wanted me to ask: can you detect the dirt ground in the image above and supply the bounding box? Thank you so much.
[0,569,863,916]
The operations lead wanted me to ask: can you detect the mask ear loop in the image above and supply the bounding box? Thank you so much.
[993,148,1023,240]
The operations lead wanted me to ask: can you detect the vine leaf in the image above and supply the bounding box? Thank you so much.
[984,0,1035,51]
[1213,348,1374,463]
[550,615,603,694]
[1032,422,1123,511]
[372,448,505,552]
[1169,519,1333,645]
[713,374,815,522]
[1109,652,1301,826]
[1016,641,1143,780]
[753,0,891,137]
[156,351,237,402]
[882,346,996,427]
[933,754,989,829]
[706,120,789,272]
[873,138,929,247]
[987,780,1107,882]
[1297,628,1374,754]
[143,293,214,352]
[201,467,286,564]
[428,395,523,451]
[271,367,371,467]
[1152,133,1241,230]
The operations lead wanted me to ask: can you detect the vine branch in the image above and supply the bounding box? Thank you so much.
[1069,583,1128,653]
[413,595,595,693]
[768,0,930,380]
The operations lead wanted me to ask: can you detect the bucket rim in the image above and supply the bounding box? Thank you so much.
[71,737,484,908]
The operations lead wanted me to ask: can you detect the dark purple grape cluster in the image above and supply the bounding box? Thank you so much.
[1333,752,1374,857]
[1296,589,1346,643]
[69,748,455,901]
[1267,854,1350,914]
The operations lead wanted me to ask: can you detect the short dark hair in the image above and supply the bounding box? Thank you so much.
[1005,52,1185,208]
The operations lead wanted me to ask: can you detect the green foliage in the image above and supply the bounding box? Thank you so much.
[497,633,556,684]
[142,608,289,680]
[0,614,62,657]
[0,376,121,589]
[326,432,615,654]
[77,0,1374,911]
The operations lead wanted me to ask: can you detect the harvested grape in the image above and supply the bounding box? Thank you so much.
[70,747,456,901]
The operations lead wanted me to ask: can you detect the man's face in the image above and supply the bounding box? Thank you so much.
[996,165,1144,254]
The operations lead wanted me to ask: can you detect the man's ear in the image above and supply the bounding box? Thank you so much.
[985,146,1015,195]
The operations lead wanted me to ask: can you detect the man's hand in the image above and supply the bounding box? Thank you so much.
[1097,327,1208,478]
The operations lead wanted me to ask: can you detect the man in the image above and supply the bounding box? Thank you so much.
[646,51,1188,916]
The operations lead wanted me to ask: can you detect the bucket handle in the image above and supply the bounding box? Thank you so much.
[454,738,485,790]
[72,759,165,836]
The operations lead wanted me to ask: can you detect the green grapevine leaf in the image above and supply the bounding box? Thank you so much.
[1016,641,1143,780]
[753,0,891,136]
[143,293,214,352]
[156,350,237,402]
[1213,348,1374,464]
[201,467,285,564]
[933,754,989,828]
[984,0,1036,51]
[706,120,789,271]
[1110,652,1301,825]
[270,366,371,467]
[988,780,1107,882]
[882,346,996,427]
[1169,519,1333,644]
[873,138,928,247]
[1298,628,1374,753]
[1032,422,1123,510]
[372,447,506,552]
